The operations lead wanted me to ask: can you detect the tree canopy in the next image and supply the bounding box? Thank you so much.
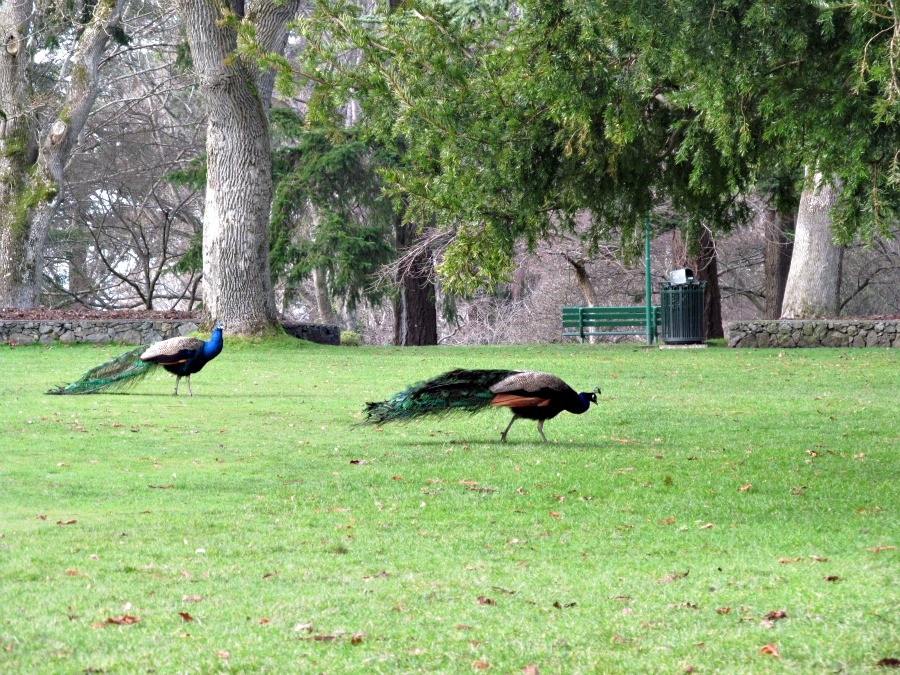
[289,0,900,292]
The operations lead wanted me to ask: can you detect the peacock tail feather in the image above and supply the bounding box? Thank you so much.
[363,369,519,424]
[47,346,156,395]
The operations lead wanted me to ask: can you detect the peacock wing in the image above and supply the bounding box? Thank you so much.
[489,371,573,395]
[140,336,204,365]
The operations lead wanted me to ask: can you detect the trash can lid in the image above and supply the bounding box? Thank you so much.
[668,268,694,284]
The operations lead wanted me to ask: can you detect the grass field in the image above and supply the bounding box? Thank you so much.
[0,338,897,673]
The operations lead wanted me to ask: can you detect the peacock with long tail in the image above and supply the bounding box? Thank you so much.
[48,322,226,396]
[363,369,600,443]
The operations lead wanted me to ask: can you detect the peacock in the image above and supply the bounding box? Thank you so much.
[48,322,226,396]
[362,369,600,443]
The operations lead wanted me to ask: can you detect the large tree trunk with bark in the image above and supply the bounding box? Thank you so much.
[393,221,437,346]
[177,0,300,334]
[671,226,724,339]
[762,204,795,319]
[0,0,126,308]
[781,173,843,318]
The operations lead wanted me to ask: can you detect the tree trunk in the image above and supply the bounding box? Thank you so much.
[393,221,437,346]
[762,204,795,319]
[781,172,843,318]
[177,0,300,334]
[312,267,335,324]
[0,0,126,307]
[563,255,596,306]
[670,227,724,339]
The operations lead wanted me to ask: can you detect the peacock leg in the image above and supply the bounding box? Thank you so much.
[186,375,192,397]
[500,415,518,442]
[536,419,547,443]
[173,376,181,396]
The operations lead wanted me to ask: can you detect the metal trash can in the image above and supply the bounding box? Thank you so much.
[660,269,706,344]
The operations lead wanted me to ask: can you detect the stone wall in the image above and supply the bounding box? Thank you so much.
[1,320,340,346]
[281,321,340,346]
[727,320,900,348]
[0,319,200,345]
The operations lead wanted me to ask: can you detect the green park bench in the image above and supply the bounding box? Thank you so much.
[562,305,661,344]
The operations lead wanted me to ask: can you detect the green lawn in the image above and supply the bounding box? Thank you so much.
[0,339,897,673]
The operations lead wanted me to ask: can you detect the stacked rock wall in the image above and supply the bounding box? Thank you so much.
[727,320,900,348]
[0,320,200,345]
[1,320,340,346]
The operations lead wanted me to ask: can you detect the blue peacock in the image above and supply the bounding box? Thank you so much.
[363,369,600,443]
[48,322,226,396]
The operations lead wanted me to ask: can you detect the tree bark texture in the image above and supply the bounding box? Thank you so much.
[393,221,437,346]
[781,173,843,318]
[0,0,126,307]
[670,227,724,339]
[762,205,795,319]
[177,0,300,334]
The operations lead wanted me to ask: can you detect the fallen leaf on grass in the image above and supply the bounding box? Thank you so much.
[548,511,560,518]
[823,575,842,582]
[106,615,140,625]
[36,515,47,520]
[476,596,495,605]
[552,601,577,609]
[764,610,787,621]
[521,666,539,675]
[699,523,714,529]
[148,484,174,490]
[217,651,230,659]
[760,620,774,628]
[350,632,368,645]
[876,657,900,668]
[715,607,731,614]
[809,555,829,562]
[610,595,630,602]
[56,519,77,526]
[868,546,896,555]
[456,624,473,630]
[472,660,490,670]
[262,571,279,580]
[658,571,689,583]
[658,516,675,525]
[179,612,194,622]
[182,595,202,602]
[259,618,270,625]
[738,484,752,492]
[64,569,81,576]
[778,557,801,563]
[759,643,780,657]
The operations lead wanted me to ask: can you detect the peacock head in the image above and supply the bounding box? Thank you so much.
[581,387,601,405]
[214,322,225,332]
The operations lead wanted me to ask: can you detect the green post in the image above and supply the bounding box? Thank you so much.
[644,215,653,346]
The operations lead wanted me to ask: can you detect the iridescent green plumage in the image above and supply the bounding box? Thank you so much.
[47,346,152,395]
[363,369,515,424]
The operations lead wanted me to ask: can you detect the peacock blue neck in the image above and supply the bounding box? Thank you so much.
[203,327,224,359]
[572,393,594,414]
